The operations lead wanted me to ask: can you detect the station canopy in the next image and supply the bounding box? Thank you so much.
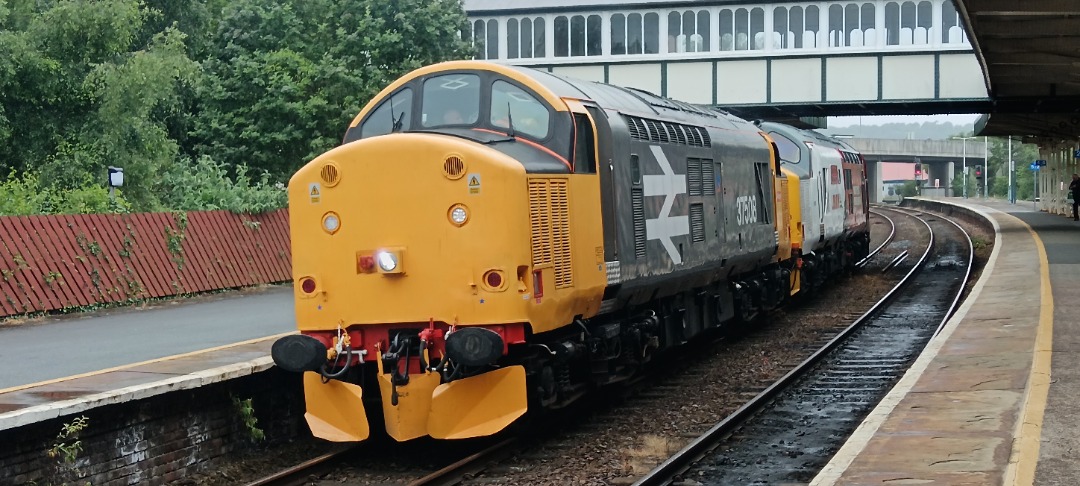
[962,0,1080,139]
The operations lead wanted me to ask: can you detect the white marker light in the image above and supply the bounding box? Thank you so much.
[450,206,468,225]
[322,213,340,233]
[377,252,398,272]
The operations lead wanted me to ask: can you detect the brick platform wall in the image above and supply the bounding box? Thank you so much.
[0,369,305,485]
[0,209,292,318]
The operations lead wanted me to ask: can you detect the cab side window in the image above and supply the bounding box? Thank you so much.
[573,113,596,174]
[422,74,481,127]
[490,80,550,139]
[358,88,413,139]
[769,131,801,165]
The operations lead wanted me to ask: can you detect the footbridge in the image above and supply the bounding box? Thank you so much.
[464,0,990,121]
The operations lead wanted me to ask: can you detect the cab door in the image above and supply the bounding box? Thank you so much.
[564,99,617,267]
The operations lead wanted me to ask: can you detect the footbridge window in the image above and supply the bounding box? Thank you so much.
[771,5,820,49]
[507,17,546,59]
[720,7,765,51]
[555,14,601,57]
[668,10,710,53]
[828,3,876,48]
[611,12,659,55]
[941,1,968,44]
[472,19,499,59]
[885,1,933,46]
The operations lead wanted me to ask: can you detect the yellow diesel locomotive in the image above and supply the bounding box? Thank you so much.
[271,60,869,443]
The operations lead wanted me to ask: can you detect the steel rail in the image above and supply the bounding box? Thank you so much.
[632,208,937,486]
[408,438,518,486]
[856,209,896,268]
[244,444,359,486]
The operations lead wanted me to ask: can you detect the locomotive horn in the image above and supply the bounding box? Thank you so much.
[272,335,328,373]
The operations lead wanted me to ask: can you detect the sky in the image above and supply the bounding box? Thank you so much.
[828,114,982,128]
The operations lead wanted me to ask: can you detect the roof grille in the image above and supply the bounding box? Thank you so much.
[623,115,710,148]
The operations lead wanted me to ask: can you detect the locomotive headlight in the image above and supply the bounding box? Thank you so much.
[376,251,398,272]
[322,212,340,234]
[448,204,469,226]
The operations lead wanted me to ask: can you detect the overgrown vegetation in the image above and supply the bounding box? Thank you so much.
[0,0,473,216]
[231,394,266,443]
[46,415,90,485]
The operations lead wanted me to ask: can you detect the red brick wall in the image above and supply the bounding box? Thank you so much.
[0,209,292,317]
[0,369,309,486]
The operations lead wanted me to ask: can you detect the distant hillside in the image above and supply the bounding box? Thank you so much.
[817,122,970,140]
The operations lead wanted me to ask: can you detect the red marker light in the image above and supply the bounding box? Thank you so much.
[358,254,375,272]
[485,271,503,289]
[300,278,317,294]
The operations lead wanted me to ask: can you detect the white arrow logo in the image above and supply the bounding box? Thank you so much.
[644,145,689,264]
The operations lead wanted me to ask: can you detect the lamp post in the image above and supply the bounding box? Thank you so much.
[107,166,124,203]
[1008,137,1014,204]
[954,136,976,198]
[984,136,989,199]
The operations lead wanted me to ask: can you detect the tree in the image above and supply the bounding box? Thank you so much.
[0,0,200,210]
[898,180,919,197]
[191,0,474,178]
[985,137,1039,199]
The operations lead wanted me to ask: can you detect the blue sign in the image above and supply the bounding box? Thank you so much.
[1030,163,1040,171]
[1074,149,1080,159]
[1035,159,1047,166]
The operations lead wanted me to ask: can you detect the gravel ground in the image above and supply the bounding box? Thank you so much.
[181,209,993,486]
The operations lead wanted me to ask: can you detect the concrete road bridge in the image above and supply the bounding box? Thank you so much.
[843,137,988,201]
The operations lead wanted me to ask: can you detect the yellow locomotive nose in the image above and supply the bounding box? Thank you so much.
[288,132,535,331]
[286,132,536,442]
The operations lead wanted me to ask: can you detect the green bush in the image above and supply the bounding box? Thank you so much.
[0,172,130,216]
[157,156,286,214]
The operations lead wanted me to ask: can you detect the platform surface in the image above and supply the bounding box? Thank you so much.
[0,286,294,431]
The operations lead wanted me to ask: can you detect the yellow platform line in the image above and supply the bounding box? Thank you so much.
[0,331,295,395]
[1004,224,1053,486]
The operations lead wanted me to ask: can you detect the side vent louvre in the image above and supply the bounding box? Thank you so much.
[689,204,705,243]
[631,186,647,258]
[529,178,573,289]
[703,159,715,195]
[687,158,702,196]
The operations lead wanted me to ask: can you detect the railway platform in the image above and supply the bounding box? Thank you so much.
[813,197,1079,485]
[0,286,294,432]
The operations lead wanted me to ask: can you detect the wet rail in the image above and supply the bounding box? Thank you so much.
[856,209,896,268]
[245,445,358,486]
[633,206,972,485]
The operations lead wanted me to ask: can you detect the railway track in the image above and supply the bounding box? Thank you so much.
[632,206,973,485]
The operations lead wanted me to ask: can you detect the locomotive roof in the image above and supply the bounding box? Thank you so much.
[349,60,758,140]
[507,65,754,132]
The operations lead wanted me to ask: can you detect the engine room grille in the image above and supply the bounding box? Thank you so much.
[631,186,646,258]
[689,203,705,242]
[529,178,573,289]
